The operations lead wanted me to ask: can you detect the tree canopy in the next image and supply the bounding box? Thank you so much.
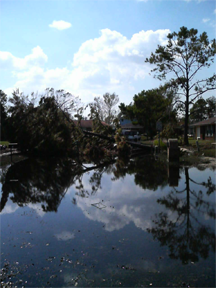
[119,83,178,139]
[91,92,119,125]
[0,89,8,140]
[146,26,216,144]
[190,96,216,123]
[7,88,82,155]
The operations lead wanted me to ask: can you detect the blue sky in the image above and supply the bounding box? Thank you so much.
[0,0,215,106]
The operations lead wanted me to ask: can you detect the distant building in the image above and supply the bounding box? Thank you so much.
[191,117,216,140]
[120,119,144,133]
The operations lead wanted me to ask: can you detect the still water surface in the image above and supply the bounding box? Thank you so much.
[0,156,215,287]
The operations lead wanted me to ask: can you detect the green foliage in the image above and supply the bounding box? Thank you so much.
[7,88,82,155]
[0,90,8,140]
[153,139,167,149]
[190,96,216,123]
[118,102,134,120]
[0,141,9,147]
[146,26,216,145]
[161,122,182,140]
[114,128,131,156]
[119,83,177,139]
[190,98,208,122]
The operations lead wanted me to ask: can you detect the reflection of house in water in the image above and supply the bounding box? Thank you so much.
[167,164,180,187]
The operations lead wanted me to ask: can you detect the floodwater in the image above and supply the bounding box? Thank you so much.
[0,156,215,287]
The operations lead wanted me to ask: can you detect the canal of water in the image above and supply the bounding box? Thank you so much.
[0,155,215,287]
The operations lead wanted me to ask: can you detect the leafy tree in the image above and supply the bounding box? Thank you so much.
[190,96,216,122]
[7,88,82,155]
[91,96,106,122]
[29,96,75,154]
[146,26,216,145]
[118,102,134,120]
[103,92,119,124]
[190,97,207,122]
[7,89,35,149]
[133,90,167,139]
[206,96,216,118]
[91,92,119,125]
[0,90,8,140]
[119,83,177,139]
[44,87,82,117]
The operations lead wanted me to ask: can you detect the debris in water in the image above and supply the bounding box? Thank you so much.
[91,202,106,209]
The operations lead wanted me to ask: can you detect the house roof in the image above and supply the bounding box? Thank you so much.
[191,117,216,126]
[121,123,143,129]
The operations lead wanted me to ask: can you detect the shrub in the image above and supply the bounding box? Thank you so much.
[153,139,167,149]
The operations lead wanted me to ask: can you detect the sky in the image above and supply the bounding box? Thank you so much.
[0,0,215,107]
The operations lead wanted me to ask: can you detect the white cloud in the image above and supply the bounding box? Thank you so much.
[0,200,19,215]
[74,172,174,232]
[0,46,47,70]
[55,231,75,241]
[2,28,169,103]
[202,18,210,23]
[49,20,72,30]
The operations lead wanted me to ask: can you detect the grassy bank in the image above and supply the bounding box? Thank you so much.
[0,141,9,147]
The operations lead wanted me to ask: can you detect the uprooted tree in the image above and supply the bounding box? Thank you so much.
[7,88,83,155]
[5,88,127,158]
[145,26,216,145]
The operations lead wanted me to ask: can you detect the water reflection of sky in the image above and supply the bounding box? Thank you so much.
[0,159,215,287]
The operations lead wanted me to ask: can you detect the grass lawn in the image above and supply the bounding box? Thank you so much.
[0,141,9,147]
[188,139,215,146]
[199,149,216,158]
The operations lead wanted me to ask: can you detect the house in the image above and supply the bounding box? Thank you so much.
[191,117,216,140]
[120,119,144,133]
[73,120,109,131]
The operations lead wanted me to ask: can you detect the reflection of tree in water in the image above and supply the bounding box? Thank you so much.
[147,167,215,264]
[112,155,168,190]
[0,157,116,213]
[74,155,169,200]
[0,158,82,212]
[0,155,184,219]
[75,161,115,198]
[0,166,8,187]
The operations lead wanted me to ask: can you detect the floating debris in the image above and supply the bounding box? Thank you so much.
[91,202,106,209]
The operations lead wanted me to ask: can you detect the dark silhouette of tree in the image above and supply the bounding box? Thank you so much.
[0,158,79,212]
[147,167,215,264]
[7,89,82,155]
[111,155,168,191]
[0,89,8,140]
[0,157,116,213]
[119,83,177,139]
[190,98,208,123]
[190,96,216,123]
